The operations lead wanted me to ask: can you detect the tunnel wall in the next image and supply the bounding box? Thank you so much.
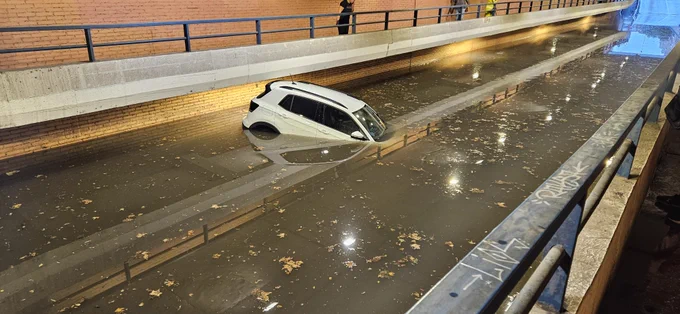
[0,15,613,173]
[0,0,632,132]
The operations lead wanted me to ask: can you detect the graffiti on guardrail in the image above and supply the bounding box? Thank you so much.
[457,238,530,292]
[588,121,628,148]
[531,161,589,206]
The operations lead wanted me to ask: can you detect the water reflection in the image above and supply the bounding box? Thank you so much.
[244,130,370,165]
[609,0,680,58]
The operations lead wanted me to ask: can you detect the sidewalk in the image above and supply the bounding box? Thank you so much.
[599,127,680,314]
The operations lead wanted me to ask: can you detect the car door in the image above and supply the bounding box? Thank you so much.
[317,103,366,142]
[281,95,320,139]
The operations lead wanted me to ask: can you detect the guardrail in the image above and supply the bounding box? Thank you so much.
[408,41,680,313]
[0,0,623,64]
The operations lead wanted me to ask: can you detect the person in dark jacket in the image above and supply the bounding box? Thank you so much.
[449,0,469,21]
[338,0,355,35]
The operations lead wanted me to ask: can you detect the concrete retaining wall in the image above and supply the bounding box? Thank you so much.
[0,1,632,129]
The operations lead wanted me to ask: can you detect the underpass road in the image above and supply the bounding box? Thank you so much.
[64,29,666,314]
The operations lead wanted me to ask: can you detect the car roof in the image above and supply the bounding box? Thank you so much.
[271,81,366,112]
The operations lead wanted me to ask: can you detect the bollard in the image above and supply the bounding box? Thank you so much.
[426,123,431,136]
[203,224,209,244]
[403,134,408,147]
[505,88,509,99]
[377,146,382,160]
[124,261,132,283]
[492,94,497,103]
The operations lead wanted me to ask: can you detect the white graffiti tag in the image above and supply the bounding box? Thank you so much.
[532,161,589,206]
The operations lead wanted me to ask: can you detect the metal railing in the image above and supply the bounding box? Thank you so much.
[0,0,623,64]
[408,41,680,313]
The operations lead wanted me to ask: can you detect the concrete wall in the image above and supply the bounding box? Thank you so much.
[0,16,606,173]
[0,0,631,132]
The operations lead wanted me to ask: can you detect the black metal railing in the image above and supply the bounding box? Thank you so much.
[0,0,623,65]
[408,42,680,313]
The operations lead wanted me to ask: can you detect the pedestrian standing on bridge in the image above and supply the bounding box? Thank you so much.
[449,0,469,21]
[338,0,356,35]
[485,0,497,17]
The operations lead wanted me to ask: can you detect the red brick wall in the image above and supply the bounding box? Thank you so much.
[0,0,503,69]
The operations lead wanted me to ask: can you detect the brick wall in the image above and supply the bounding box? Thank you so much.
[0,0,501,69]
[0,16,598,173]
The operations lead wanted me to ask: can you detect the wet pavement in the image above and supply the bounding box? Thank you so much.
[57,27,668,314]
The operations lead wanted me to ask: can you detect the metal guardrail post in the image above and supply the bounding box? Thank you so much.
[437,8,442,23]
[530,1,534,12]
[413,10,418,27]
[477,4,481,18]
[667,69,677,93]
[582,139,633,225]
[384,12,390,30]
[183,24,191,52]
[549,0,553,9]
[519,2,523,12]
[255,20,262,44]
[506,3,510,14]
[309,17,315,39]
[506,245,566,314]
[616,115,643,178]
[124,261,132,283]
[84,28,95,62]
[539,1,543,10]
[203,224,209,244]
[352,14,357,34]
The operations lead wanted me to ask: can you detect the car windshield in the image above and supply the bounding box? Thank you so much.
[353,106,386,140]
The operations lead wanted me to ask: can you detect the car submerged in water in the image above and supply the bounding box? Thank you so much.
[242,81,387,142]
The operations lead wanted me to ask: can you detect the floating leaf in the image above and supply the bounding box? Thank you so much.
[344,260,357,269]
[163,279,176,287]
[496,202,507,208]
[212,253,221,259]
[251,288,271,303]
[149,289,162,298]
[10,204,21,210]
[469,188,485,194]
[5,170,19,176]
[277,233,286,238]
[411,243,421,250]
[445,241,454,248]
[114,308,127,314]
[279,257,303,274]
[81,199,93,205]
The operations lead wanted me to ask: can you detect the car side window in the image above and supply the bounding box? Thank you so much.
[278,95,294,111]
[320,104,361,135]
[290,96,319,121]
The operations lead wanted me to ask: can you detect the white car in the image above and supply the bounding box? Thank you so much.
[242,81,387,141]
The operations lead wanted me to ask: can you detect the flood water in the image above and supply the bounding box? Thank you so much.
[1,4,678,314]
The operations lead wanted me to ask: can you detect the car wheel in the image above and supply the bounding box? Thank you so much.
[250,122,280,134]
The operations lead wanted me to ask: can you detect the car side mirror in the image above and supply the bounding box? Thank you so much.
[350,131,366,140]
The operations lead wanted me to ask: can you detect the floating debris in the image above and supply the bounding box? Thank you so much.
[81,199,93,205]
[149,289,162,298]
[445,241,454,248]
[410,243,421,250]
[344,261,357,269]
[279,257,303,274]
[10,203,21,210]
[252,288,272,303]
[277,233,286,238]
[366,255,384,263]
[114,308,127,314]
[496,202,507,208]
[378,270,395,278]
[469,188,485,194]
[5,170,19,176]
[212,253,221,259]
[163,279,176,287]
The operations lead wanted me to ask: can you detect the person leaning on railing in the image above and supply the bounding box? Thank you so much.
[485,0,497,17]
[337,0,356,35]
[449,0,470,21]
